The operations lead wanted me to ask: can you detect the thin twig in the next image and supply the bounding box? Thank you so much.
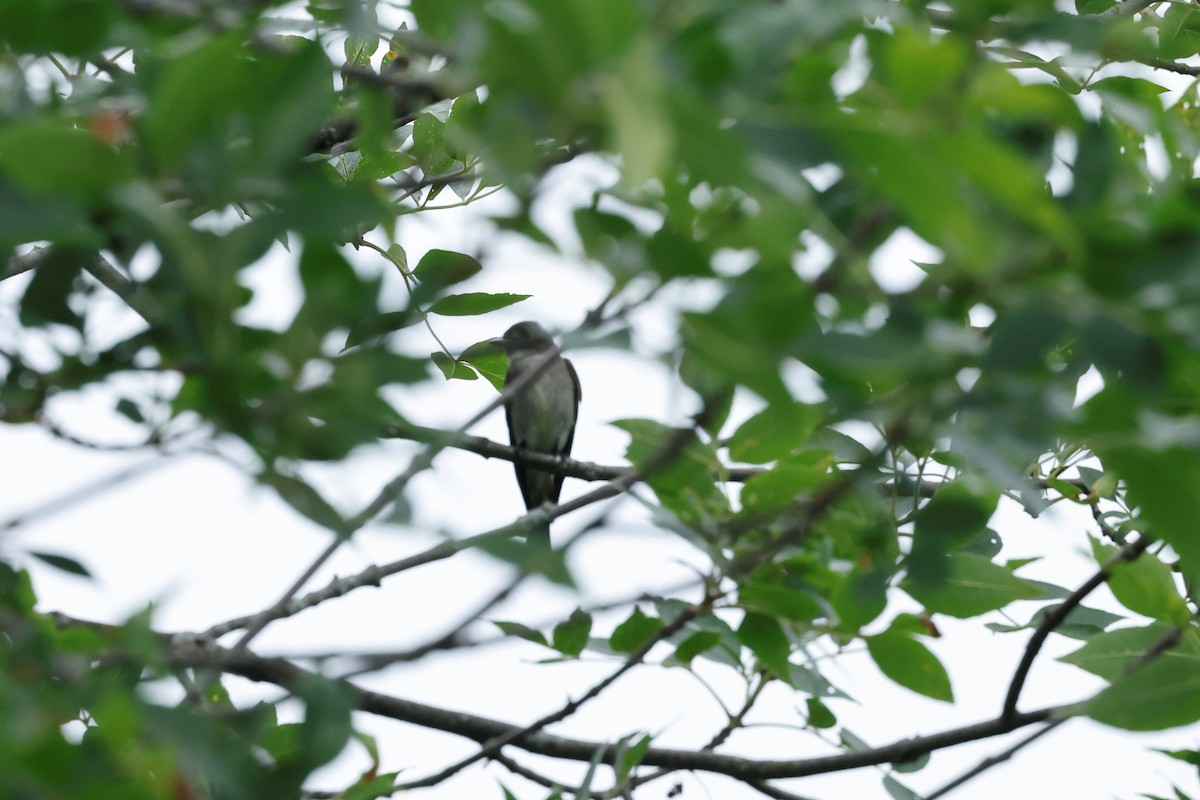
[922,720,1066,800]
[0,459,170,534]
[934,624,1183,799]
[1001,534,1153,720]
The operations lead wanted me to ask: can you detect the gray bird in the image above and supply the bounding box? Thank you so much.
[488,322,581,530]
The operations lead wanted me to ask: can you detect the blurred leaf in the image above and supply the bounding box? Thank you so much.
[909,484,999,582]
[345,772,404,800]
[27,551,91,578]
[805,696,837,729]
[728,402,824,463]
[1060,625,1200,682]
[610,608,663,653]
[738,577,821,623]
[987,603,1124,640]
[492,620,549,647]
[884,775,922,800]
[1093,541,1189,624]
[615,733,653,782]
[1082,656,1200,731]
[261,472,347,534]
[0,121,133,202]
[428,292,529,316]
[18,248,83,327]
[867,628,953,702]
[670,630,722,666]
[431,351,478,380]
[295,674,355,766]
[551,608,592,657]
[903,553,1041,618]
[411,249,482,305]
[737,611,792,681]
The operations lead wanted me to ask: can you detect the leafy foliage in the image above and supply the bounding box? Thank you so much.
[3,0,1200,798]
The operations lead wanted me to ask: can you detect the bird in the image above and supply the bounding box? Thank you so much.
[488,322,581,535]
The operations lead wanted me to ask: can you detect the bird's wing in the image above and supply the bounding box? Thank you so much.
[503,354,537,509]
[550,357,583,502]
[563,357,582,457]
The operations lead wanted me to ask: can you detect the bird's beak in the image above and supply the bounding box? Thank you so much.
[485,337,508,350]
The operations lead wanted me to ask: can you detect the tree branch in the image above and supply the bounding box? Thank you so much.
[1097,0,1160,20]
[1001,534,1153,720]
[150,633,1064,781]
[395,589,720,790]
[112,616,1052,784]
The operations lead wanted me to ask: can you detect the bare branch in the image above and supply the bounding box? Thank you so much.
[1001,534,1153,720]
[1098,0,1160,20]
[923,720,1066,800]
[938,624,1183,798]
[0,459,169,533]
[45,611,1072,784]
[83,253,160,323]
[152,632,1063,780]
[394,588,721,790]
[3,246,45,280]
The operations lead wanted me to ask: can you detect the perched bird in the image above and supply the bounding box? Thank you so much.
[488,322,581,532]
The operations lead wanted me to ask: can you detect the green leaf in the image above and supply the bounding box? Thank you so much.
[987,603,1124,640]
[615,733,653,782]
[738,578,821,623]
[611,418,730,526]
[727,401,824,463]
[428,292,530,316]
[884,775,922,800]
[892,751,931,774]
[1160,5,1200,59]
[739,450,832,513]
[492,620,549,647]
[431,351,478,380]
[1093,541,1188,623]
[551,608,592,657]
[1097,447,1200,588]
[295,674,355,766]
[344,772,404,800]
[344,32,379,67]
[344,310,419,350]
[1081,656,1200,731]
[737,611,792,680]
[1060,624,1200,682]
[412,113,453,172]
[412,249,483,304]
[830,568,890,631]
[610,608,663,653]
[0,0,113,55]
[28,551,92,578]
[115,397,145,423]
[912,484,998,560]
[867,629,953,702]
[903,552,1041,618]
[805,697,837,729]
[0,121,132,202]
[881,27,968,108]
[261,472,347,534]
[670,630,722,665]
[459,341,509,390]
[19,249,83,327]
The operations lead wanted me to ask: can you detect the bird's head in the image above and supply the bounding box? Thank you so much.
[488,321,556,356]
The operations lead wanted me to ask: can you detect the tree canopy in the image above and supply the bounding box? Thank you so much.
[3,0,1200,798]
